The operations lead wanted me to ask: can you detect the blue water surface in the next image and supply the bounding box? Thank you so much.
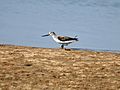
[0,0,120,50]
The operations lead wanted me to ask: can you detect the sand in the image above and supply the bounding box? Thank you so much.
[0,44,120,90]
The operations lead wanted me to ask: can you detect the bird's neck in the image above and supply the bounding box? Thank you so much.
[51,35,57,40]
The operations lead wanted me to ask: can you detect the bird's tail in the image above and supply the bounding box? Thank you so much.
[74,35,79,41]
[75,38,79,41]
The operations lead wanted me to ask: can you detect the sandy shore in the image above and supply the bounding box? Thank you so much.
[0,44,120,90]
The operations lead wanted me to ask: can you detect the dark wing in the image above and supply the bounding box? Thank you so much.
[58,36,78,41]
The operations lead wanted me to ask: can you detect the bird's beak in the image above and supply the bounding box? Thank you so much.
[42,34,50,37]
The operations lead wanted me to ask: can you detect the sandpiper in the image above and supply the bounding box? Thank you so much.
[42,32,78,49]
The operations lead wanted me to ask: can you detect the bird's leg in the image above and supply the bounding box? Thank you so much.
[61,44,64,49]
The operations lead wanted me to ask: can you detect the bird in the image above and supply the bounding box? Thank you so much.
[42,32,78,49]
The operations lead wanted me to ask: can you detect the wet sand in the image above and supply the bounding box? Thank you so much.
[0,44,120,90]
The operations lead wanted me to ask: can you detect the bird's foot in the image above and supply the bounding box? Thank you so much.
[61,45,64,49]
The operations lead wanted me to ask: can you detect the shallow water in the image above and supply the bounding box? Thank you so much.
[0,0,120,50]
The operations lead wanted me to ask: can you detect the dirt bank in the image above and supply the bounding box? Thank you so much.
[0,44,120,90]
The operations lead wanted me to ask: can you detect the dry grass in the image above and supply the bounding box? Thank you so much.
[0,44,120,90]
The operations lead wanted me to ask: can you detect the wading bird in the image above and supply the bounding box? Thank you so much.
[42,32,78,49]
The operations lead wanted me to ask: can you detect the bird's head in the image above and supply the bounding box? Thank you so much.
[42,32,56,37]
[49,32,56,36]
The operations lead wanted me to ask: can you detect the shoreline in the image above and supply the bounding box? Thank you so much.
[0,44,120,53]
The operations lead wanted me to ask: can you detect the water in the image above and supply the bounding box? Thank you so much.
[0,0,120,50]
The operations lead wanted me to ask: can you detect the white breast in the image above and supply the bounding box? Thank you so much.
[52,36,74,44]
